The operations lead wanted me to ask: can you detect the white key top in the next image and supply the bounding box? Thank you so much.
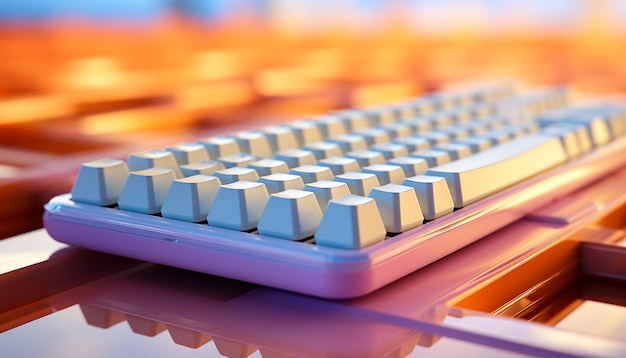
[217,153,258,168]
[247,159,289,176]
[257,190,322,240]
[425,135,568,208]
[179,160,225,177]
[328,134,368,152]
[354,128,391,146]
[331,109,371,131]
[434,143,472,160]
[166,143,210,165]
[393,136,431,151]
[315,195,386,249]
[258,173,305,194]
[401,175,454,220]
[289,165,334,183]
[213,167,259,184]
[262,126,299,152]
[378,123,413,138]
[303,142,343,160]
[127,149,183,178]
[207,181,269,231]
[345,150,386,167]
[334,172,380,196]
[198,136,240,159]
[387,156,429,177]
[361,164,406,185]
[274,149,317,168]
[451,137,492,153]
[369,184,423,233]
[317,157,360,175]
[369,143,409,160]
[289,121,323,145]
[161,175,221,222]
[71,158,129,206]
[410,149,451,167]
[303,180,351,212]
[118,168,176,214]
[232,131,273,158]
[314,116,347,137]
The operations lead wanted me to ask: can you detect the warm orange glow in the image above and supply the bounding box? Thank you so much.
[175,80,257,112]
[350,81,421,107]
[0,95,74,124]
[79,105,193,135]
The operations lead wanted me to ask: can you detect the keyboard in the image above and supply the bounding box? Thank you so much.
[43,82,626,298]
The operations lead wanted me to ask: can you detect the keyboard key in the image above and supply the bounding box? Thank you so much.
[393,136,431,152]
[303,180,351,212]
[401,175,454,220]
[354,128,391,145]
[345,150,386,167]
[369,184,424,233]
[289,121,323,145]
[71,158,129,206]
[161,175,221,222]
[127,149,183,178]
[434,143,473,160]
[387,156,429,177]
[303,142,343,160]
[213,167,259,184]
[207,181,269,231]
[166,143,210,165]
[179,160,225,177]
[328,134,368,152]
[247,159,289,176]
[425,135,568,207]
[315,195,386,249]
[334,172,380,196]
[198,136,240,159]
[262,126,299,152]
[118,168,176,214]
[258,173,305,194]
[410,149,451,167]
[361,164,406,185]
[232,131,273,158]
[217,153,258,168]
[317,157,360,175]
[369,143,409,160]
[289,165,334,183]
[257,190,322,240]
[314,116,348,137]
[274,149,317,168]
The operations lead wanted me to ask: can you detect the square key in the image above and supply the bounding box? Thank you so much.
[303,180,350,212]
[118,168,176,214]
[71,158,129,206]
[289,165,334,184]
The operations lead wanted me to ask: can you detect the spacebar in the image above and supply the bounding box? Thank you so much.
[425,135,568,208]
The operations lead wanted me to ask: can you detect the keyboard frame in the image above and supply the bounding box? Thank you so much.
[44,134,626,299]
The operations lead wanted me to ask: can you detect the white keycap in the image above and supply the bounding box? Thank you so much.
[317,157,360,175]
[434,143,473,160]
[378,123,413,138]
[213,167,259,184]
[420,131,451,145]
[217,153,258,168]
[179,160,225,177]
[402,175,454,220]
[118,168,176,214]
[166,143,210,165]
[127,149,183,178]
[274,149,317,168]
[361,164,406,185]
[161,175,221,222]
[257,190,322,240]
[425,135,568,208]
[303,142,343,160]
[262,126,299,152]
[258,173,305,194]
[314,115,347,137]
[289,165,334,183]
[387,157,428,177]
[198,136,240,159]
[369,184,423,233]
[334,172,380,196]
[410,149,451,167]
[331,109,371,131]
[354,128,391,146]
[405,118,434,133]
[247,159,289,176]
[207,181,269,231]
[315,195,386,249]
[328,134,368,152]
[393,136,431,151]
[71,158,129,206]
[289,121,323,145]
[345,150,386,167]
[369,143,409,160]
[232,131,273,158]
[303,180,351,212]
[451,137,492,153]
